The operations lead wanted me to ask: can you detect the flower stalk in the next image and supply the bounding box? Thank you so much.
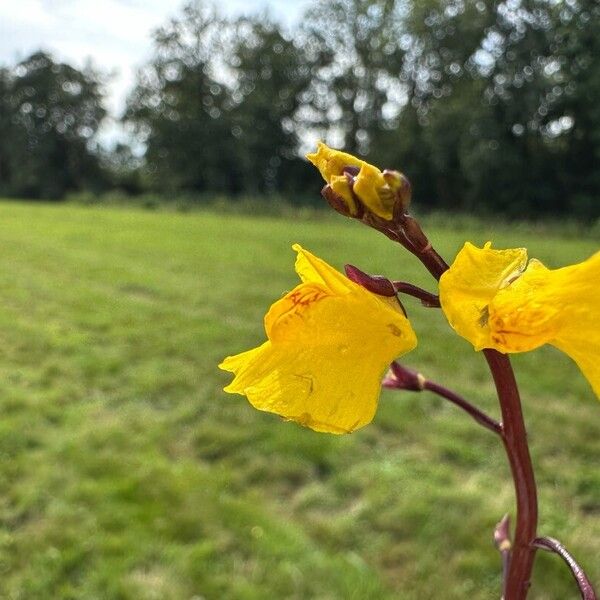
[397,222,540,599]
[424,378,502,435]
[311,146,599,597]
[533,537,597,600]
[384,362,502,435]
[225,143,598,598]
[484,349,538,600]
[392,281,440,307]
[379,197,541,599]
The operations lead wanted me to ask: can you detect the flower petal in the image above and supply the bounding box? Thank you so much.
[439,242,528,350]
[264,281,332,341]
[221,247,418,433]
[488,259,559,352]
[306,141,364,182]
[353,162,392,219]
[330,174,360,216]
[440,243,600,398]
[546,252,599,397]
[224,288,416,433]
[292,244,352,295]
[219,342,271,394]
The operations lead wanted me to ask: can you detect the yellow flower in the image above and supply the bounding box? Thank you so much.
[439,242,600,397]
[219,245,417,433]
[306,142,395,219]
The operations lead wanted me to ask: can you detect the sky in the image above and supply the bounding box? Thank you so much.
[0,0,309,144]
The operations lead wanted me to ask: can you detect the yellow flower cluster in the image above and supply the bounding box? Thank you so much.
[306,142,400,219]
[221,146,599,437]
[439,242,600,397]
[220,245,417,433]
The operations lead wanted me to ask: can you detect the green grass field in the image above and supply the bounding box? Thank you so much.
[0,200,598,599]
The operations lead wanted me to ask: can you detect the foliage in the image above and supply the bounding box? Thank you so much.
[300,0,407,155]
[227,17,315,193]
[122,0,600,217]
[1,1,600,216]
[0,52,107,199]
[125,4,316,194]
[125,5,238,194]
[377,0,600,218]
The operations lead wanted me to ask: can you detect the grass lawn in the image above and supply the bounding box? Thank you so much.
[0,200,598,599]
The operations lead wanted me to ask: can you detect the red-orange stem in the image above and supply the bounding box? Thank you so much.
[484,349,538,600]
[393,216,539,600]
[533,537,597,600]
[423,379,502,435]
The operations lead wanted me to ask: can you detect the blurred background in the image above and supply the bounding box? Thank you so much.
[0,1,599,599]
[1,0,600,218]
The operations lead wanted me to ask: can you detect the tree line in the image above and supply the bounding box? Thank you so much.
[1,0,599,218]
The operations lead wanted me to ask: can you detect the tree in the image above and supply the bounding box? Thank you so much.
[0,67,14,193]
[300,0,408,156]
[6,51,106,199]
[125,3,241,194]
[125,2,321,197]
[374,0,600,218]
[541,0,600,217]
[227,15,316,193]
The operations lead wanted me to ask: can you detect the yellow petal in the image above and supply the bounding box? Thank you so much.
[488,259,558,352]
[219,342,271,394]
[292,244,352,295]
[554,336,600,399]
[220,247,417,433]
[307,143,402,220]
[440,243,600,398]
[330,174,360,216]
[439,242,528,350]
[353,162,392,219]
[306,141,364,182]
[264,281,332,342]
[496,252,599,397]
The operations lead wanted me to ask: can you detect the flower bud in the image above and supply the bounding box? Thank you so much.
[399,214,430,252]
[329,174,361,216]
[307,142,413,223]
[382,362,426,392]
[321,184,363,218]
[383,169,412,211]
[344,264,397,297]
[306,142,363,182]
[493,514,511,552]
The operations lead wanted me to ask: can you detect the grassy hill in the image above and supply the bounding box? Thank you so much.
[0,200,598,599]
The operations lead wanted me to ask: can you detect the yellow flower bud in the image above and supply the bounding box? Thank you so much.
[307,142,410,220]
[330,174,360,216]
[353,162,393,219]
[306,142,363,182]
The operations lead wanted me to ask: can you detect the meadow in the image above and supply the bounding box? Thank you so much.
[0,200,598,599]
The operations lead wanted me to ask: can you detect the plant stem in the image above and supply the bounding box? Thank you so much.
[392,281,440,307]
[390,212,540,599]
[484,349,538,600]
[423,379,502,435]
[533,537,597,600]
[384,362,501,434]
